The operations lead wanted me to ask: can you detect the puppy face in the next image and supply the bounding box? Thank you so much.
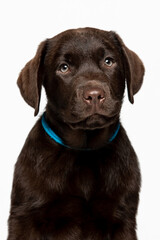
[43,29,125,130]
[17,28,144,130]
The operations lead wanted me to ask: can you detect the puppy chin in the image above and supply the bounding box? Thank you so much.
[68,114,117,130]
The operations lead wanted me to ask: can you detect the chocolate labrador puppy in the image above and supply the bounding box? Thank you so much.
[8,28,144,240]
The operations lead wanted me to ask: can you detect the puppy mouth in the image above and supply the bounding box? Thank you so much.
[68,113,117,130]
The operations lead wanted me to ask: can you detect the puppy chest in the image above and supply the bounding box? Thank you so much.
[46,150,118,200]
[67,162,100,200]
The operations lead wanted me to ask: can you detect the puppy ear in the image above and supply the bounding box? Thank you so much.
[17,40,47,116]
[110,32,145,103]
[122,45,145,103]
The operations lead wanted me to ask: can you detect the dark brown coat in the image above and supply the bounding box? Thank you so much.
[8,28,144,240]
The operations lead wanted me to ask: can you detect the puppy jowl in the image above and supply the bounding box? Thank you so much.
[8,28,144,240]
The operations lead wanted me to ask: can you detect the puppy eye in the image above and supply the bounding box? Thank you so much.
[104,57,114,67]
[59,64,69,73]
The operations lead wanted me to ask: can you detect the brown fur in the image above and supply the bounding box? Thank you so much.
[8,28,144,240]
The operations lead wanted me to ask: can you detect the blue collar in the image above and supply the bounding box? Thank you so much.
[41,113,120,151]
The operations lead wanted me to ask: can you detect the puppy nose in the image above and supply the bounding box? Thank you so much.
[83,88,105,105]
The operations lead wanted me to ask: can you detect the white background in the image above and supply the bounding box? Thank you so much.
[0,0,160,239]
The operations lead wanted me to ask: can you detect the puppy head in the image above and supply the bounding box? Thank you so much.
[17,28,144,129]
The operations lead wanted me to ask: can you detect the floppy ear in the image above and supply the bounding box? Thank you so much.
[17,40,47,116]
[110,32,145,103]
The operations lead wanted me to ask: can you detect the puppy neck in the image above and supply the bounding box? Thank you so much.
[42,110,120,150]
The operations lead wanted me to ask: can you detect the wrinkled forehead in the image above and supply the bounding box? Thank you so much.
[47,29,118,59]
